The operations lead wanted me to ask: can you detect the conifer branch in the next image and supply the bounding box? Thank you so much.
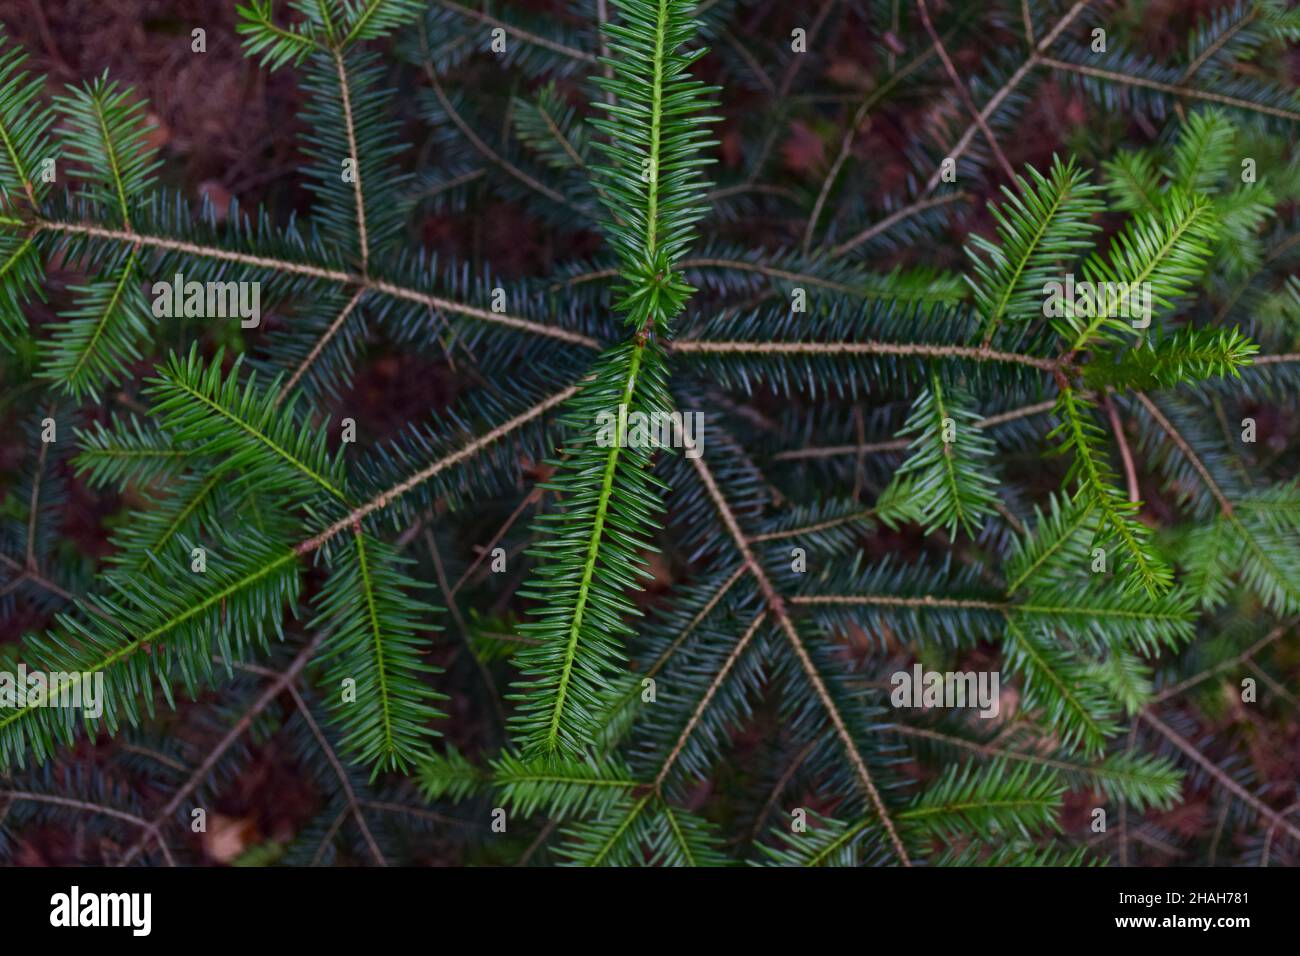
[653,610,766,789]
[432,0,600,64]
[7,0,1299,869]
[1141,710,1300,845]
[421,53,571,207]
[118,632,328,866]
[802,44,937,255]
[687,451,912,866]
[827,192,969,259]
[921,0,1095,194]
[285,684,386,865]
[298,383,579,555]
[332,49,370,272]
[278,287,367,404]
[1132,391,1232,515]
[26,218,601,348]
[1,790,173,864]
[672,338,1060,371]
[916,0,1015,183]
[1041,57,1300,122]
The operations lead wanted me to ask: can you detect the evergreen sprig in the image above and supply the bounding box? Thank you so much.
[0,0,1297,870]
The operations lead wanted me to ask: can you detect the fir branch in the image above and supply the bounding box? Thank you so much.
[686,449,912,866]
[24,218,602,348]
[1041,56,1300,123]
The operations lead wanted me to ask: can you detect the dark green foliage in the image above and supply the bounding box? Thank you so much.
[1,0,1298,869]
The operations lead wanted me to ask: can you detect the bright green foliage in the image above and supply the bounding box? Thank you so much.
[52,76,160,219]
[966,156,1103,344]
[311,532,446,775]
[147,347,349,507]
[509,0,717,759]
[890,371,999,538]
[0,32,51,330]
[236,1,324,69]
[0,527,301,769]
[510,339,672,756]
[1049,387,1173,596]
[760,762,1065,865]
[236,0,425,69]
[1064,190,1218,349]
[1167,109,1236,195]
[73,413,186,489]
[1002,619,1121,755]
[0,32,52,204]
[34,77,161,398]
[1106,107,1279,281]
[1084,326,1257,390]
[588,0,719,330]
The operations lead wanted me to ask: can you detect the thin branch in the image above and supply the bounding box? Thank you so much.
[802,45,937,254]
[653,611,766,790]
[296,384,578,555]
[594,561,748,743]
[361,799,472,827]
[433,0,598,64]
[1040,57,1300,123]
[0,551,95,610]
[426,527,508,732]
[0,790,174,865]
[366,275,598,347]
[311,807,349,866]
[792,593,1007,611]
[333,48,370,273]
[916,0,1015,183]
[419,22,571,208]
[721,29,776,95]
[747,737,818,843]
[827,191,968,259]
[687,451,912,866]
[921,0,1095,195]
[277,287,366,404]
[1141,710,1300,846]
[118,632,326,865]
[31,218,599,349]
[679,256,951,300]
[1262,800,1300,866]
[1153,620,1293,703]
[1181,6,1257,82]
[774,398,1058,462]
[25,424,51,571]
[1132,391,1232,515]
[742,0,839,183]
[450,486,544,597]
[1102,391,1139,504]
[752,508,876,542]
[671,338,1060,372]
[557,255,957,302]
[286,684,387,866]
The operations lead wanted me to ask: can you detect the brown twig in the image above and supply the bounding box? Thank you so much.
[118,632,327,865]
[915,0,1015,183]
[1102,391,1140,504]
